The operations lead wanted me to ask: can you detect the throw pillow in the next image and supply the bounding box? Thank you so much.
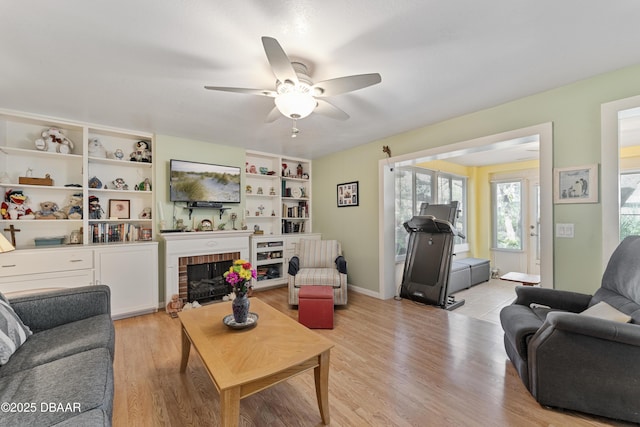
[0,295,32,365]
[580,301,632,323]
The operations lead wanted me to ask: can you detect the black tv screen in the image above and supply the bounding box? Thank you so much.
[169,159,241,203]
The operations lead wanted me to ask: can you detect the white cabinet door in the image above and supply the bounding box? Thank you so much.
[94,243,158,319]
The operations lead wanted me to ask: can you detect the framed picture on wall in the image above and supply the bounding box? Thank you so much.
[337,181,359,207]
[554,164,598,204]
[108,199,131,219]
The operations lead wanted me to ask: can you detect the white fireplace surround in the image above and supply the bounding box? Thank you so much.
[161,230,253,304]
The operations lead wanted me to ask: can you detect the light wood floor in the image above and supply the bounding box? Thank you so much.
[113,287,631,426]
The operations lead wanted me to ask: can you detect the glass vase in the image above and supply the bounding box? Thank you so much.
[232,292,250,324]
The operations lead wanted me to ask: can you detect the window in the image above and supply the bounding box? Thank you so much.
[492,180,523,250]
[395,166,467,260]
[620,171,640,240]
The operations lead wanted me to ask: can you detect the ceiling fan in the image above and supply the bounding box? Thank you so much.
[205,36,382,129]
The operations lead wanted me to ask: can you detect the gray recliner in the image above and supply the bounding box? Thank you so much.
[500,235,640,424]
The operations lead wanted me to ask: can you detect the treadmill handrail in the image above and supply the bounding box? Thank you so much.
[403,215,464,238]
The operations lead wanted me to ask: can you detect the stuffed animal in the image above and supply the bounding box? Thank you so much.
[87,137,107,158]
[34,201,67,220]
[1,190,34,220]
[35,127,75,154]
[130,140,151,162]
[88,195,104,219]
[61,193,83,219]
[166,294,183,318]
[138,207,152,219]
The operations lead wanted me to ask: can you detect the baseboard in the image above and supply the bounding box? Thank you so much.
[348,284,383,299]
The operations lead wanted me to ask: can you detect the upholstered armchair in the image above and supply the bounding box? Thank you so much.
[288,239,348,305]
[500,236,640,424]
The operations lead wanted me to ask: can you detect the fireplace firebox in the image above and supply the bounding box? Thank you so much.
[187,260,233,304]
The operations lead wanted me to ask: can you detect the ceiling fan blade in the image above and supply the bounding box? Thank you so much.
[315,99,350,121]
[204,86,276,97]
[265,106,283,123]
[261,36,298,85]
[313,73,382,97]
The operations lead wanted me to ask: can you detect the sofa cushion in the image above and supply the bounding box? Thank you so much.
[294,268,342,288]
[51,408,110,426]
[0,295,32,366]
[0,314,114,377]
[590,287,640,323]
[580,301,632,323]
[0,347,113,426]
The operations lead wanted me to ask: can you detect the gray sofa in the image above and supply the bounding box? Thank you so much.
[0,285,115,426]
[500,236,640,424]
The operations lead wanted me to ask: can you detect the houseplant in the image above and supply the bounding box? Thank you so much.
[224,259,257,323]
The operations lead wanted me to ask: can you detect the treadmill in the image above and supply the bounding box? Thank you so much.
[399,202,465,310]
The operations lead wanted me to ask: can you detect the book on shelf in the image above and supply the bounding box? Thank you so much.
[282,201,308,219]
[90,222,148,243]
[281,220,306,234]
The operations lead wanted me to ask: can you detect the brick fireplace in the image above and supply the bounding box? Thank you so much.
[160,230,253,309]
[178,252,239,303]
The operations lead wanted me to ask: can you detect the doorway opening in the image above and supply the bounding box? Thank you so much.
[378,123,553,322]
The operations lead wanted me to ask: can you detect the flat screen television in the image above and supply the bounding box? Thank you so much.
[169,159,241,204]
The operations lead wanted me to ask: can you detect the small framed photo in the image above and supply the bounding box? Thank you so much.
[337,181,359,207]
[140,228,152,241]
[108,199,130,219]
[554,164,598,204]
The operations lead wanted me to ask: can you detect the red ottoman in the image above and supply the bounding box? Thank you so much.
[298,286,334,329]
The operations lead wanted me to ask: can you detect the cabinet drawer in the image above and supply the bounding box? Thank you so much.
[0,249,93,277]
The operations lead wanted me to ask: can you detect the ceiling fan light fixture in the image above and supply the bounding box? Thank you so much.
[274,92,317,119]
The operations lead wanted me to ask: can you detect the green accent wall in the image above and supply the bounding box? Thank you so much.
[312,64,640,295]
[155,134,245,231]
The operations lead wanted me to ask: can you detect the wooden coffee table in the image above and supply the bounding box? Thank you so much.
[178,297,334,426]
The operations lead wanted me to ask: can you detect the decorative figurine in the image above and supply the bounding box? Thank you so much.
[69,229,82,244]
[137,178,151,191]
[88,195,104,219]
[130,140,151,162]
[166,294,184,318]
[88,176,102,188]
[139,207,152,219]
[114,148,124,160]
[112,178,128,190]
[230,212,237,230]
[87,137,107,158]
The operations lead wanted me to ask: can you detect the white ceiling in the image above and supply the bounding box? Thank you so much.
[2,1,640,160]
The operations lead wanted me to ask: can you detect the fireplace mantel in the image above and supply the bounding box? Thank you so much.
[160,230,253,304]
